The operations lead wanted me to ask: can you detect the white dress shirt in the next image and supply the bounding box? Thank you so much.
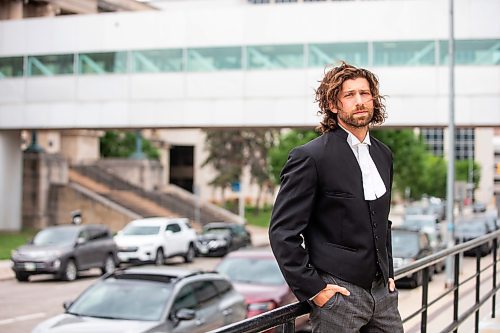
[339,125,387,201]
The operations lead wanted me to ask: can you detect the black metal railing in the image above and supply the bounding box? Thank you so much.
[208,229,500,333]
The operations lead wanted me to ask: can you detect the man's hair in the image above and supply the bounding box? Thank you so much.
[315,61,387,134]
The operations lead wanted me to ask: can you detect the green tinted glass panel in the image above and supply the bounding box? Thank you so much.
[373,41,435,66]
[440,39,500,65]
[187,47,241,71]
[0,57,23,78]
[308,42,368,67]
[247,44,304,69]
[27,54,74,76]
[78,52,127,74]
[131,49,183,73]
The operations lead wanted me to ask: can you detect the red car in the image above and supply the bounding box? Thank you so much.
[215,248,310,332]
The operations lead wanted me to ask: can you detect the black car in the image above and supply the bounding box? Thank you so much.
[32,267,246,333]
[455,219,492,256]
[195,222,252,257]
[11,224,118,282]
[392,227,433,288]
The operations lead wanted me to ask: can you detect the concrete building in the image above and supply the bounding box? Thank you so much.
[0,0,499,230]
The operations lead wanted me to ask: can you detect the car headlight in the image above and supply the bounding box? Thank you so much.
[247,301,276,313]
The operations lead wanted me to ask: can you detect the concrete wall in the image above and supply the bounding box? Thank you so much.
[50,183,138,232]
[0,130,22,231]
[96,158,164,191]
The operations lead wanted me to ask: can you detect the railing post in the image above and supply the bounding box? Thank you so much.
[453,252,460,333]
[421,266,429,333]
[493,236,498,319]
[475,247,481,333]
[283,319,295,333]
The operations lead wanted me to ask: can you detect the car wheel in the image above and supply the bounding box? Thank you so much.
[15,272,30,282]
[155,249,164,266]
[101,255,116,275]
[60,259,77,281]
[184,244,195,263]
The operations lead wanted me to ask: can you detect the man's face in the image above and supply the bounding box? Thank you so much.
[331,77,374,129]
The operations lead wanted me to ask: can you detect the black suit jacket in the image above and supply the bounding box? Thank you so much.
[269,127,394,302]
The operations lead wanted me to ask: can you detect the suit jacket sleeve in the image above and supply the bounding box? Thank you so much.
[269,147,326,301]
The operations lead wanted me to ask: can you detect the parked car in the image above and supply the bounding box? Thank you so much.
[215,248,310,332]
[11,224,118,282]
[114,217,196,265]
[455,219,492,256]
[195,222,252,257]
[392,227,434,288]
[402,214,446,272]
[32,267,246,333]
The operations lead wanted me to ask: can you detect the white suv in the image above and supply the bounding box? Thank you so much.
[114,217,197,265]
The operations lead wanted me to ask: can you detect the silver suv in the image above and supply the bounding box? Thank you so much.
[32,267,246,333]
[11,224,118,282]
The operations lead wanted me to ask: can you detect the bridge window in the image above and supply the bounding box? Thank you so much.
[78,52,128,74]
[187,47,242,71]
[373,40,435,66]
[0,57,23,78]
[246,44,304,69]
[27,54,74,76]
[131,49,184,73]
[308,42,368,67]
[439,39,500,65]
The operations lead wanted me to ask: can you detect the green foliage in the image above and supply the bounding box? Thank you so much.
[245,206,273,228]
[0,230,37,260]
[372,129,481,200]
[268,129,319,184]
[100,131,160,160]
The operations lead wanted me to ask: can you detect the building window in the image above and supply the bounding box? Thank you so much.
[309,42,369,67]
[247,44,304,70]
[27,54,74,76]
[439,39,500,65]
[78,52,128,74]
[0,57,23,78]
[373,40,435,66]
[421,128,444,157]
[455,128,475,160]
[187,47,242,72]
[131,49,183,73]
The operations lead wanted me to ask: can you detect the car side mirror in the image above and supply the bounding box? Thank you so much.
[176,308,196,321]
[76,237,86,246]
[63,300,73,311]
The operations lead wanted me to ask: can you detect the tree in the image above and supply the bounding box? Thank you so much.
[202,129,278,212]
[100,130,160,160]
[268,129,319,185]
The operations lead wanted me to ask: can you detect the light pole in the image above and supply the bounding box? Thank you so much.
[445,0,456,289]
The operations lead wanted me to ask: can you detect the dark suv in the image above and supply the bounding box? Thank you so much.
[11,224,118,282]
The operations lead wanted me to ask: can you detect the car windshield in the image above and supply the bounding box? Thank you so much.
[392,232,419,257]
[68,278,172,321]
[203,227,230,235]
[217,257,285,285]
[122,226,160,236]
[33,227,78,246]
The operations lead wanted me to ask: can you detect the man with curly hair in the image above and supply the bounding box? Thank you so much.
[269,61,403,332]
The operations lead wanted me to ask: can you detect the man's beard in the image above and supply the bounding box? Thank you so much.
[337,106,374,128]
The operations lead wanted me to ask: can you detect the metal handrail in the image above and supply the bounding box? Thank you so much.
[208,229,500,333]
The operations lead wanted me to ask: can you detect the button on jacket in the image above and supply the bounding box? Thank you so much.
[269,127,394,302]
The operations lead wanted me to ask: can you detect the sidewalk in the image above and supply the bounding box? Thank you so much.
[0,260,13,281]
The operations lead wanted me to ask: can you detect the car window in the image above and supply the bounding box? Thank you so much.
[213,279,232,296]
[172,284,198,313]
[32,227,79,246]
[166,224,181,233]
[192,281,219,306]
[68,278,172,321]
[122,226,160,236]
[78,229,90,241]
[88,227,110,241]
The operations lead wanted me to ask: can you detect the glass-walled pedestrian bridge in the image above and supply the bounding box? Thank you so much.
[0,0,499,130]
